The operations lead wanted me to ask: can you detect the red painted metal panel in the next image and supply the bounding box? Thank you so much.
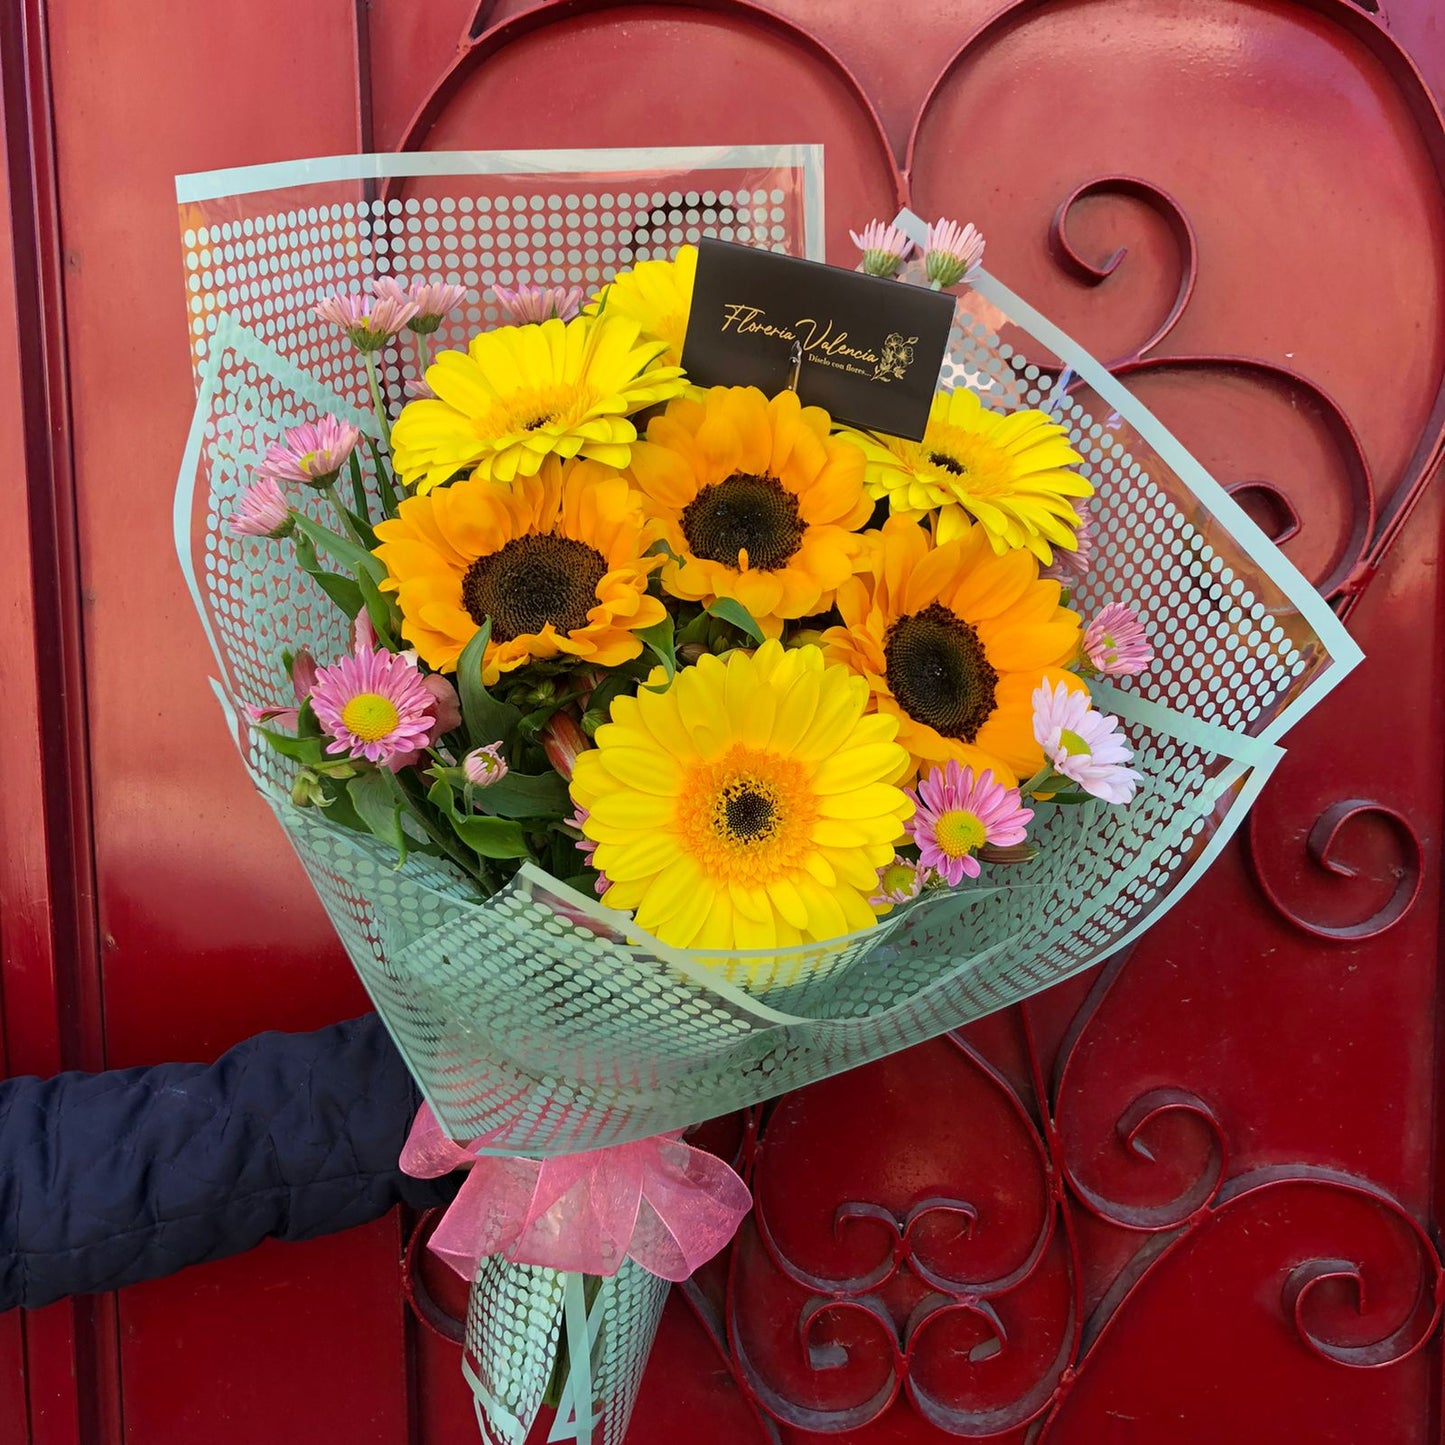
[19,0,410,1439]
[4,0,1443,1440]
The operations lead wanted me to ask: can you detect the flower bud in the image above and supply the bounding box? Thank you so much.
[540,711,590,781]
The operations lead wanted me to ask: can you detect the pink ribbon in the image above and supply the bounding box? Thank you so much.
[400,1104,753,1283]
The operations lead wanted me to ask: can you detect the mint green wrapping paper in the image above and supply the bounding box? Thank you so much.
[174,153,1360,1444]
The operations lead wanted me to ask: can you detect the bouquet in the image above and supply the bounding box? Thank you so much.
[175,152,1357,1444]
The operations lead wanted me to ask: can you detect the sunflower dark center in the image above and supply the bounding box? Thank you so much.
[928,451,965,476]
[717,782,779,845]
[520,414,555,432]
[461,534,607,641]
[681,472,804,571]
[884,602,998,741]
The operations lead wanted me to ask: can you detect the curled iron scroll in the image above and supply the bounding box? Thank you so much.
[1246,798,1424,941]
[1049,174,1199,366]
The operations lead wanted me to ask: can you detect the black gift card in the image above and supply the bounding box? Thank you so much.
[680,238,954,440]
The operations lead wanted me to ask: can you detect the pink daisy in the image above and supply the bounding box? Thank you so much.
[310,640,439,770]
[1042,501,1095,583]
[371,277,469,335]
[869,854,928,910]
[1031,681,1142,805]
[463,742,509,787]
[567,804,609,896]
[923,218,986,288]
[491,282,586,326]
[1084,603,1153,677]
[907,762,1033,886]
[257,415,361,488]
[849,220,914,279]
[229,476,294,538]
[314,290,419,351]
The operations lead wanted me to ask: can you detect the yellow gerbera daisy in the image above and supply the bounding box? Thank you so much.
[390,313,687,494]
[627,387,873,636]
[837,387,1093,563]
[372,456,665,684]
[570,641,913,950]
[586,245,696,368]
[822,516,1086,782]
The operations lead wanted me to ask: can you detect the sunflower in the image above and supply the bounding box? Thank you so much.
[626,387,873,636]
[390,313,687,494]
[822,516,1086,782]
[570,641,914,950]
[837,387,1092,563]
[586,245,696,369]
[372,456,665,684]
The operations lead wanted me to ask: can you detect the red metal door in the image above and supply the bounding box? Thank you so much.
[3,2,1443,1442]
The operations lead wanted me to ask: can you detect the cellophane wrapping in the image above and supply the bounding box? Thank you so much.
[175,152,1359,1440]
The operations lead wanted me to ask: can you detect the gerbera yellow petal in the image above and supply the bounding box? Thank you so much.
[835,384,1092,562]
[576,643,910,952]
[392,313,685,495]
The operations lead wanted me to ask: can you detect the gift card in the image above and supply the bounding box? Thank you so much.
[680,238,954,440]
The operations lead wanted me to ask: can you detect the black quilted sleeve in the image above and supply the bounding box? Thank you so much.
[0,1014,459,1310]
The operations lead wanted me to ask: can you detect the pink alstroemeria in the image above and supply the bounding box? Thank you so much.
[1031,681,1142,805]
[229,476,294,539]
[541,711,590,780]
[247,648,317,730]
[314,290,420,351]
[923,218,986,288]
[849,220,914,279]
[463,742,509,787]
[492,282,586,326]
[907,763,1033,886]
[371,277,470,335]
[1084,603,1153,677]
[257,415,361,489]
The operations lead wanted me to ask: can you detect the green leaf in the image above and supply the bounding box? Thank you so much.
[356,566,400,650]
[580,672,636,734]
[313,569,366,618]
[637,616,676,678]
[472,770,572,821]
[427,773,531,858]
[456,621,522,749]
[255,726,325,765]
[449,814,531,858]
[294,528,364,617]
[705,596,765,645]
[368,438,400,516]
[348,450,371,524]
[348,770,405,851]
[674,607,712,647]
[293,514,386,585]
[426,776,456,814]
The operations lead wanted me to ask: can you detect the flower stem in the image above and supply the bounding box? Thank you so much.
[412,331,431,385]
[363,351,392,449]
[323,482,366,545]
[383,770,484,882]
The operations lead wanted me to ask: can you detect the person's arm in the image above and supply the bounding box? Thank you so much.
[0,1014,456,1310]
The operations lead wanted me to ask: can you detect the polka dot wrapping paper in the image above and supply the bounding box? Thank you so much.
[175,153,1358,1157]
[173,154,1359,1445]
